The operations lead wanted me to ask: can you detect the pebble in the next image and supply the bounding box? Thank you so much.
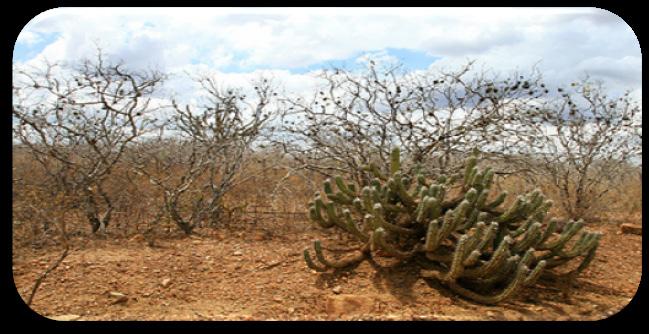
[332,286,342,294]
[161,278,172,288]
[49,314,81,321]
[108,291,128,304]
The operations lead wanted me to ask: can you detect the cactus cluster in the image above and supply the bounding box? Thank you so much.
[304,148,601,304]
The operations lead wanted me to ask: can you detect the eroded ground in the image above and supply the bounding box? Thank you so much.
[13,221,641,321]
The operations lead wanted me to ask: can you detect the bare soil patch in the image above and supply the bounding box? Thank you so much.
[13,221,641,321]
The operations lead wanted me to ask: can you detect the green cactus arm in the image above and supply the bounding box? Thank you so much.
[304,247,329,272]
[543,257,571,268]
[417,186,429,200]
[538,220,584,251]
[556,232,601,258]
[324,202,347,228]
[463,250,483,267]
[453,200,473,224]
[538,218,559,244]
[485,191,507,209]
[309,205,330,228]
[416,197,440,223]
[382,202,408,213]
[390,147,401,175]
[311,198,334,228]
[570,242,599,275]
[509,217,535,238]
[328,191,354,205]
[352,197,364,212]
[482,168,495,189]
[496,196,525,223]
[445,262,529,305]
[465,167,478,189]
[519,248,536,268]
[428,184,441,199]
[372,204,418,235]
[529,200,553,223]
[475,222,499,252]
[424,219,441,252]
[475,189,489,209]
[364,163,388,181]
[371,228,418,259]
[389,172,416,209]
[474,255,519,285]
[342,209,370,242]
[312,240,368,269]
[463,236,513,278]
[471,170,486,190]
[416,173,427,188]
[462,222,487,253]
[360,187,375,214]
[460,208,481,230]
[464,188,479,203]
[436,211,458,244]
[444,235,471,281]
[334,176,357,197]
[464,155,478,185]
[511,223,543,253]
[421,235,470,282]
[523,260,547,286]
[323,179,334,196]
[363,213,381,231]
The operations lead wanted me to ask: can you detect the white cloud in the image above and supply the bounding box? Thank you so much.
[14,7,641,105]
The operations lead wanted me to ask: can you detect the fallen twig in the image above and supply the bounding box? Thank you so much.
[26,246,69,306]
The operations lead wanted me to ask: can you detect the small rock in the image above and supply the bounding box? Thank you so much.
[233,250,243,256]
[49,314,81,321]
[273,296,283,302]
[288,307,295,314]
[620,223,642,235]
[161,278,172,288]
[332,286,342,294]
[326,295,374,318]
[129,234,146,243]
[108,291,128,304]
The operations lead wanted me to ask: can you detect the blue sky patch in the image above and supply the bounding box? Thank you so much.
[14,32,61,62]
[290,48,441,74]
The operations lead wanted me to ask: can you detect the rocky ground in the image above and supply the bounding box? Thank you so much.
[13,220,641,321]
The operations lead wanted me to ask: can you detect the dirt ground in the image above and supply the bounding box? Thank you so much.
[12,219,641,321]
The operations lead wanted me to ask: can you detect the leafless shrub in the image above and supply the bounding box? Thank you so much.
[275,60,547,186]
[511,80,642,220]
[12,51,165,234]
[129,76,276,235]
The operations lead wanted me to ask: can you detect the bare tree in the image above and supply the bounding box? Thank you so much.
[276,60,548,186]
[12,51,165,234]
[512,80,641,220]
[130,76,275,235]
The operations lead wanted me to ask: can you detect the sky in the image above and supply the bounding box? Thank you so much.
[13,7,642,103]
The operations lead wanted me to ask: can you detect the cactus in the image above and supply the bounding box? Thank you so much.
[304,147,602,304]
